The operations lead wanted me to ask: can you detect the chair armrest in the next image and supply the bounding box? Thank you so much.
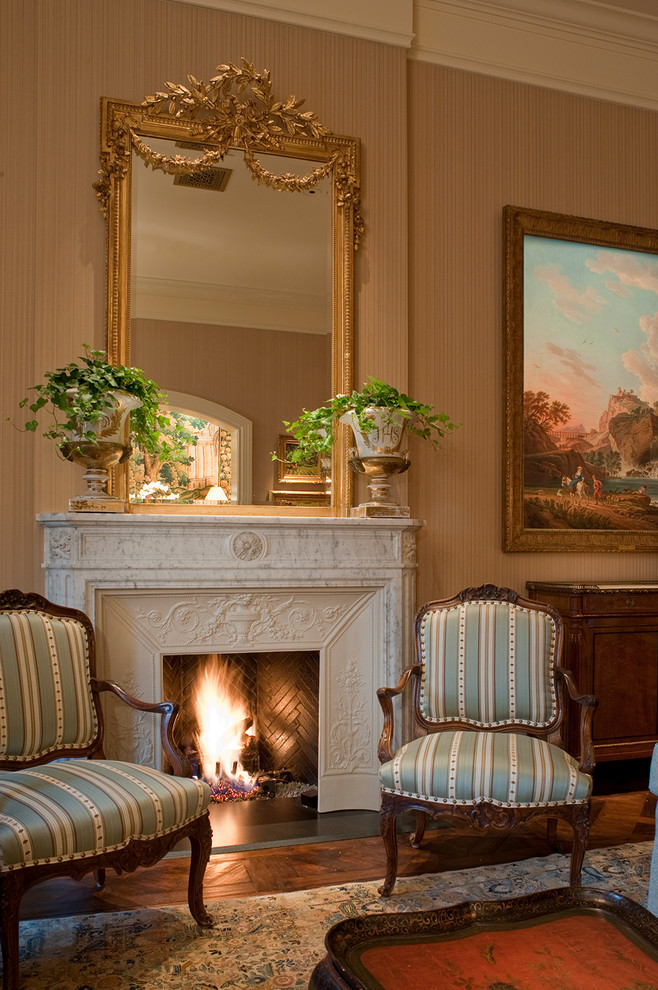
[92,678,190,777]
[377,665,421,764]
[555,668,599,775]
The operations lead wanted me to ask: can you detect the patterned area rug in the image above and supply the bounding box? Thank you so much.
[15,842,652,989]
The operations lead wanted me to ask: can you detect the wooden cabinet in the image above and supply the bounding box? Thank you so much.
[526,582,658,762]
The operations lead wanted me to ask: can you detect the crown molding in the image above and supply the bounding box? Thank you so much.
[410,0,658,111]
[172,0,658,110]
[171,0,415,48]
[134,276,330,334]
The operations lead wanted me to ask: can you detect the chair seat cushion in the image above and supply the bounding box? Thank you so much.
[0,760,211,870]
[379,730,592,807]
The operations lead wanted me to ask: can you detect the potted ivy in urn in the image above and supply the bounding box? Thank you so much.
[281,378,458,516]
[16,346,179,511]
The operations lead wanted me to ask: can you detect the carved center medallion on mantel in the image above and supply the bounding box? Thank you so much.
[229,530,267,561]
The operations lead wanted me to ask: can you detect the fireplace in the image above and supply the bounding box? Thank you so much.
[163,650,320,796]
[38,513,422,812]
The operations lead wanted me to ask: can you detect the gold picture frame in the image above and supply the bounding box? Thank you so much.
[504,205,658,552]
[276,436,324,484]
[268,490,331,507]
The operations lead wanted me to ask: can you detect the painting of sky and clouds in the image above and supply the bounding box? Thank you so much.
[521,232,658,532]
[524,236,658,433]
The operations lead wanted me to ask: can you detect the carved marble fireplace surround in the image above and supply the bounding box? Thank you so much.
[38,514,422,812]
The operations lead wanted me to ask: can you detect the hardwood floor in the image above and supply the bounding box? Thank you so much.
[19,787,656,922]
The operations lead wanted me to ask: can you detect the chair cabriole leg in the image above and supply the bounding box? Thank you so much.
[410,810,426,848]
[569,803,591,887]
[546,816,561,852]
[187,813,214,927]
[379,793,399,897]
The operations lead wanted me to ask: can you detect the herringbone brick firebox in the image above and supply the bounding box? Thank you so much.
[163,652,320,786]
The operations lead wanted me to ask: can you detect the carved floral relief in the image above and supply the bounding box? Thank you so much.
[328,659,373,771]
[135,593,349,647]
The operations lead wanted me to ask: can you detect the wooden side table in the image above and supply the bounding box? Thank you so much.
[527,581,658,762]
[309,887,658,990]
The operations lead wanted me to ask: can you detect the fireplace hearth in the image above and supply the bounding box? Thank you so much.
[38,513,421,812]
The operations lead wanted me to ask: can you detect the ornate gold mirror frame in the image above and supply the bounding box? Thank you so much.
[95,60,361,516]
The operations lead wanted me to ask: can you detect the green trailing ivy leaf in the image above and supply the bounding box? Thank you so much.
[275,377,459,464]
[12,345,178,459]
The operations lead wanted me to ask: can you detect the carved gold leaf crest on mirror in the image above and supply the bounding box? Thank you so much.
[95,59,361,516]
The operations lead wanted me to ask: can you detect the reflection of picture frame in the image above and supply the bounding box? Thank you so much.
[504,205,658,552]
[268,490,331,507]
[277,435,324,484]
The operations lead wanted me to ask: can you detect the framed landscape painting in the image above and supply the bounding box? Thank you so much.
[504,206,658,551]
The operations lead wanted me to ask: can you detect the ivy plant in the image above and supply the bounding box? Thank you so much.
[279,377,458,464]
[15,345,180,459]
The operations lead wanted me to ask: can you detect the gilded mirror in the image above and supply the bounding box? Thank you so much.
[95,61,361,515]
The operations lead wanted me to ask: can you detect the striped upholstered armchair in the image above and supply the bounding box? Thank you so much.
[377,585,598,897]
[0,590,213,990]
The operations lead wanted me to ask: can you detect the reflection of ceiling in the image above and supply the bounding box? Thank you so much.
[131,143,332,334]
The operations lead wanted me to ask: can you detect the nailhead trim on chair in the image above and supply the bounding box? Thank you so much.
[0,760,211,870]
[419,602,558,727]
[379,730,592,807]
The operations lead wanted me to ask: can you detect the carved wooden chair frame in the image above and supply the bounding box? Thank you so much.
[0,590,213,990]
[377,585,598,897]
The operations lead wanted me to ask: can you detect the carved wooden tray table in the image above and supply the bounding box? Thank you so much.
[308,886,658,990]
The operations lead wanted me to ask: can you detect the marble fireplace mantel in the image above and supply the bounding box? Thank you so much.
[38,513,423,812]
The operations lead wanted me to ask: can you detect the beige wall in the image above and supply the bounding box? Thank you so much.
[133,319,331,502]
[0,0,407,590]
[2,0,657,605]
[408,63,658,603]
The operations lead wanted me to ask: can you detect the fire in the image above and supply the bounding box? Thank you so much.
[193,659,258,798]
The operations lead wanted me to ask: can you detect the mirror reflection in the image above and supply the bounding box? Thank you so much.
[98,68,360,514]
[129,142,332,505]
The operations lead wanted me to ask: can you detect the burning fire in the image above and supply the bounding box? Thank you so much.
[193,660,259,800]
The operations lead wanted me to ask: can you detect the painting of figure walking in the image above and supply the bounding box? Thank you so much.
[504,206,658,551]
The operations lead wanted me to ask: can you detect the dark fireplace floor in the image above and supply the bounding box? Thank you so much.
[206,798,381,853]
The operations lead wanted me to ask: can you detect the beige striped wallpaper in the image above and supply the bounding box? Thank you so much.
[2,0,657,605]
[409,62,658,603]
[133,318,331,502]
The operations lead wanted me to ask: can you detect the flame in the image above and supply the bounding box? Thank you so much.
[193,659,256,790]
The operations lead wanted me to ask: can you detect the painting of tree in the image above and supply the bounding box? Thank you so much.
[504,206,658,550]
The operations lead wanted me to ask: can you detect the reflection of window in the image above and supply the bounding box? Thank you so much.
[129,411,233,503]
[127,390,252,505]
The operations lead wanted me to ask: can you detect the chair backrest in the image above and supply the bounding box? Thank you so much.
[416,586,562,730]
[0,590,100,765]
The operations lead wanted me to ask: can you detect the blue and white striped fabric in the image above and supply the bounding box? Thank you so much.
[380,730,591,807]
[0,760,211,871]
[419,601,557,727]
[0,610,98,761]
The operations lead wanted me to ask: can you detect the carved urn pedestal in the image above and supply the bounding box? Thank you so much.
[342,407,411,518]
[61,389,140,512]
